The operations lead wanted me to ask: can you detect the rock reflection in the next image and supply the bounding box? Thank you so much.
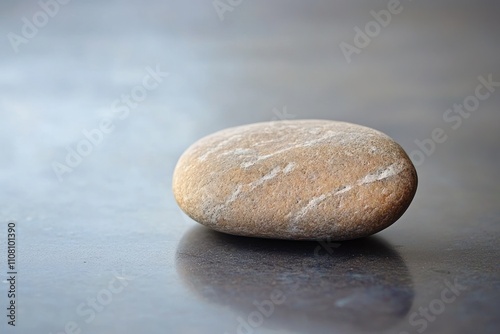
[176,226,414,333]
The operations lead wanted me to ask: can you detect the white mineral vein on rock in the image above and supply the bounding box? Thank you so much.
[208,162,297,224]
[239,131,373,169]
[198,134,242,162]
[358,162,404,185]
[287,161,405,229]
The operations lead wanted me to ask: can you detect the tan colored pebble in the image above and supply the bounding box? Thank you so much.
[173,120,417,240]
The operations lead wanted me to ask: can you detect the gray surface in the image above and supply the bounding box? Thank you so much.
[1,1,499,333]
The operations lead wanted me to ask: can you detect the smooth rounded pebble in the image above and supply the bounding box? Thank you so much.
[173,120,417,240]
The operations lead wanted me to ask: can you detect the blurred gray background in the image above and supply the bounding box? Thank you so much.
[0,1,499,333]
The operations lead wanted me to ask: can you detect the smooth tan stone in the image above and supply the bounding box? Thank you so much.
[173,120,417,240]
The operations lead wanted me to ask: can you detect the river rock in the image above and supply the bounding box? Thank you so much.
[173,120,417,240]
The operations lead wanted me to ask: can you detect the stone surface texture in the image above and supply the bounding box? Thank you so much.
[173,120,417,240]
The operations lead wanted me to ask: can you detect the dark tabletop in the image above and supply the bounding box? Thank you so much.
[0,1,499,333]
